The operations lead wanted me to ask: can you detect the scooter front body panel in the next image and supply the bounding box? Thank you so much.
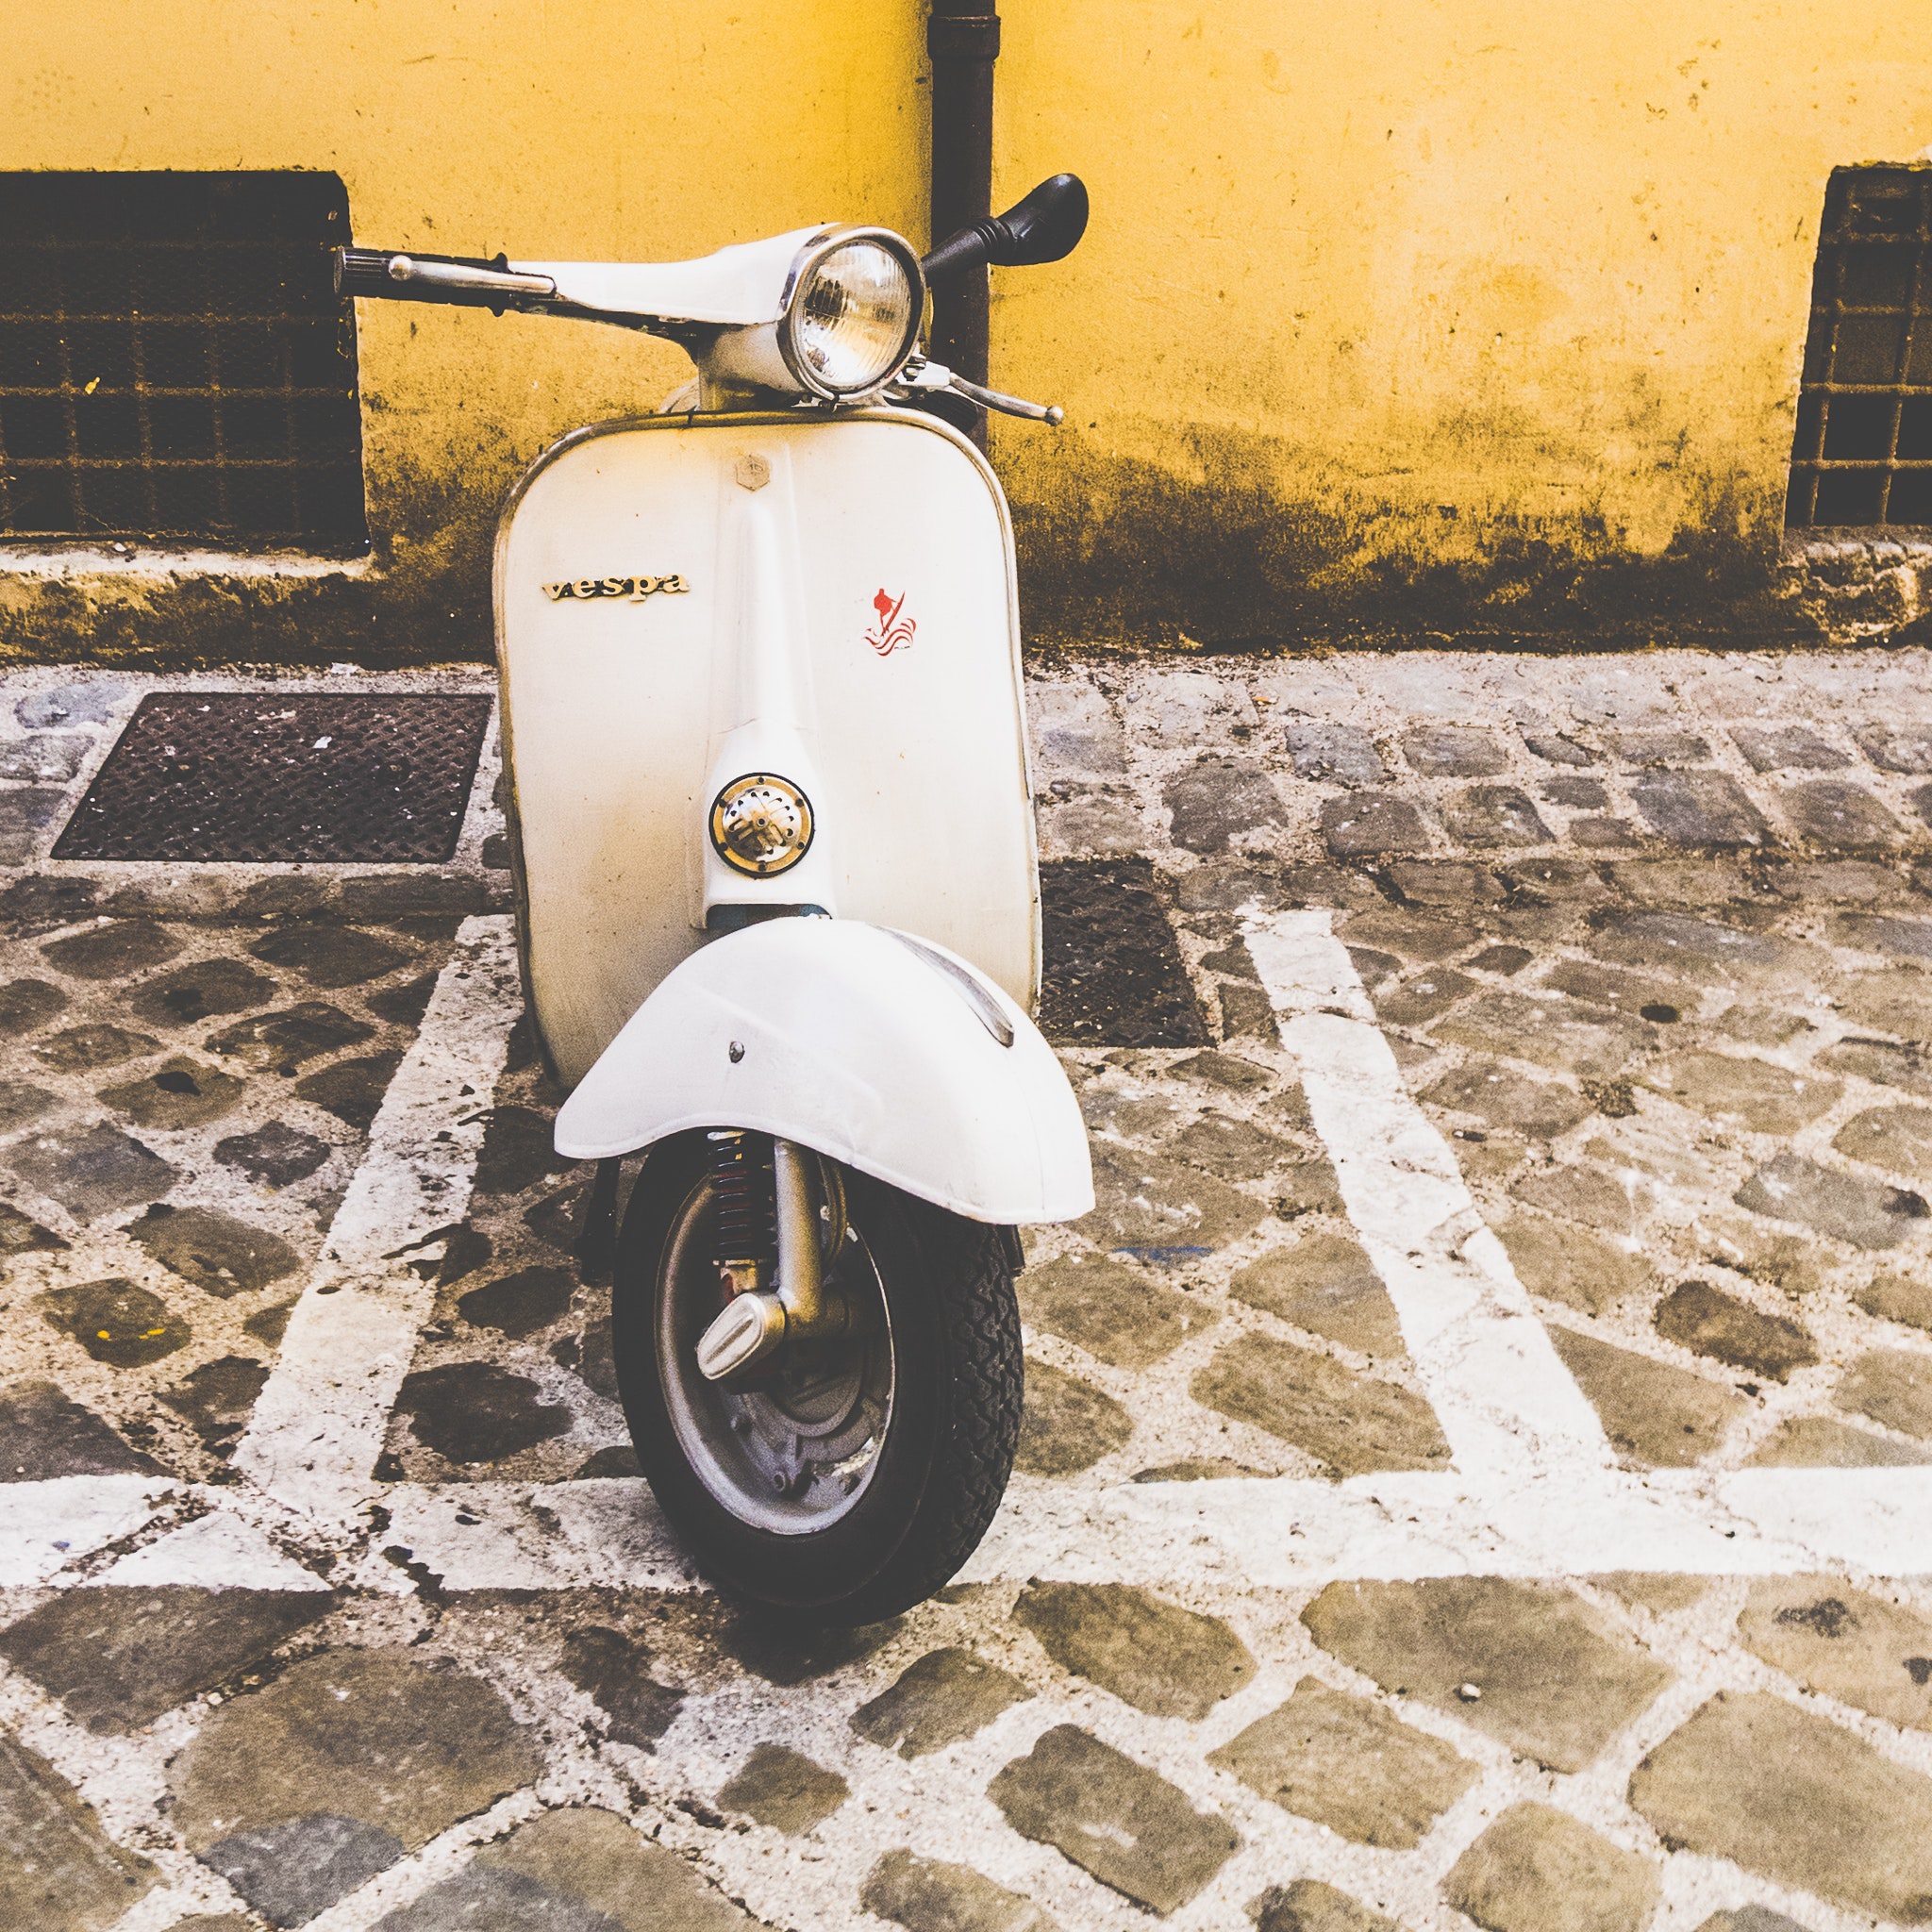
[554,918,1092,1224]
[495,408,1036,1091]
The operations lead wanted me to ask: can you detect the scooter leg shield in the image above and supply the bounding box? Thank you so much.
[552,917,1093,1225]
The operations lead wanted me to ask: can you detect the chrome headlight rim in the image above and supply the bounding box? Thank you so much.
[776,225,924,403]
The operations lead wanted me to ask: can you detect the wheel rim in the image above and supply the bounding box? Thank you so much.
[655,1169,894,1534]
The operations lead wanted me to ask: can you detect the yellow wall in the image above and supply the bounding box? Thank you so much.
[992,2,1932,637]
[7,2,1932,654]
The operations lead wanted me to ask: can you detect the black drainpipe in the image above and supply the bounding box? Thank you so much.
[927,0,999,397]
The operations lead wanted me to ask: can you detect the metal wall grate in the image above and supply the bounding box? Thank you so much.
[1788,167,1932,529]
[0,173,366,548]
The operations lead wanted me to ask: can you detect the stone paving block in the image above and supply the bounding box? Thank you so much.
[1442,1802,1657,1932]
[1320,793,1430,858]
[1208,1674,1477,1848]
[1857,1268,1932,1330]
[717,1743,848,1835]
[1837,912,1932,961]
[8,1123,177,1218]
[1031,681,1126,774]
[295,1050,406,1129]
[1285,720,1389,789]
[1589,908,1788,985]
[1817,1035,1932,1099]
[1251,1880,1397,1931]
[0,1075,54,1132]
[32,1021,162,1070]
[1341,908,1484,962]
[37,1278,190,1367]
[0,1586,333,1732]
[1855,723,1932,772]
[1523,730,1598,767]
[1192,1333,1450,1474]
[249,923,409,988]
[1627,1690,1932,1923]
[98,1054,246,1129]
[0,732,89,782]
[1836,1348,1932,1440]
[989,1724,1240,1915]
[397,1360,573,1463]
[126,1203,302,1296]
[1077,1143,1267,1254]
[1302,1577,1673,1773]
[1539,958,1684,1020]
[1838,966,1932,1041]
[863,1848,1057,1932]
[1779,779,1906,847]
[1630,770,1769,847]
[0,872,102,932]
[1496,1215,1653,1313]
[162,1357,271,1456]
[1501,859,1612,908]
[1691,1910,1812,1932]
[1543,774,1610,808]
[1041,795,1144,856]
[17,683,124,727]
[213,1119,332,1187]
[41,919,183,979]
[1374,964,1478,1028]
[1614,729,1710,768]
[0,976,67,1033]
[1653,1281,1818,1382]
[1434,991,1653,1082]
[1547,1325,1742,1465]
[1731,723,1851,772]
[1715,1004,1814,1048]
[1020,1253,1218,1370]
[1747,1415,1932,1466]
[0,1379,160,1477]
[1735,1151,1927,1250]
[1218,978,1278,1039]
[1511,1163,1641,1236]
[0,1199,68,1257]
[206,1812,407,1926]
[1164,760,1283,853]
[1421,1061,1592,1140]
[1594,1573,1711,1615]
[1230,1234,1406,1357]
[1016,1360,1133,1475]
[1641,1052,1840,1136]
[1443,785,1554,846]
[1014,1582,1254,1719]
[1834,1104,1932,1180]
[205,1000,375,1067]
[457,1264,575,1340]
[1402,726,1507,777]
[851,1648,1032,1757]
[0,1729,155,1931]
[1169,1112,1307,1183]
[1738,1577,1932,1730]
[173,1647,541,1870]
[127,958,276,1026]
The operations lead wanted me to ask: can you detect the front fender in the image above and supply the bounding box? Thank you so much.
[552,920,1093,1224]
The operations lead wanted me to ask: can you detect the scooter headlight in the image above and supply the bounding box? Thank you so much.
[710,774,815,876]
[779,232,923,400]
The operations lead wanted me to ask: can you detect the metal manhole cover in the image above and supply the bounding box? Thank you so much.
[53,691,492,863]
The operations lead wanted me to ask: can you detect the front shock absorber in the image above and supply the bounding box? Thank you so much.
[708,1129,775,1299]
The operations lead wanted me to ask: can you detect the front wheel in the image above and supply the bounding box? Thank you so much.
[610,1131,1023,1624]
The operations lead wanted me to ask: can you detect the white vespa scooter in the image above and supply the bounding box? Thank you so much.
[337,175,1095,1622]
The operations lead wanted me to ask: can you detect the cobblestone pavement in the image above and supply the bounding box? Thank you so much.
[7,653,1932,1931]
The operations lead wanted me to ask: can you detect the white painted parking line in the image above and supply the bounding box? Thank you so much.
[232,913,522,1527]
[16,900,1932,1597]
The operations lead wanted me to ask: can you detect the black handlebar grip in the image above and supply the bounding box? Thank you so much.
[333,247,404,297]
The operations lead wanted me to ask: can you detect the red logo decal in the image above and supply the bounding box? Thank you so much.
[865,588,916,656]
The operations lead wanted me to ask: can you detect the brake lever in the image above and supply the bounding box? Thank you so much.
[890,357,1064,426]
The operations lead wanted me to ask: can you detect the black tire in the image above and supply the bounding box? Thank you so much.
[611,1130,1023,1624]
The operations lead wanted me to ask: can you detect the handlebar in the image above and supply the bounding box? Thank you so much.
[333,248,558,311]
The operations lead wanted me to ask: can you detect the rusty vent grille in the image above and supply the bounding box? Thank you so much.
[1788,167,1932,529]
[54,692,491,863]
[0,172,366,547]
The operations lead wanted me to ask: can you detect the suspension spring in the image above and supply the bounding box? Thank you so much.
[708,1129,775,1287]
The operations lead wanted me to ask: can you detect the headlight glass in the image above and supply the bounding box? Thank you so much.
[786,239,917,396]
[710,774,815,876]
